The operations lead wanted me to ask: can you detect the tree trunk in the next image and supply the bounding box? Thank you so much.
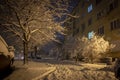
[90,53,94,63]
[23,41,28,64]
[34,46,37,58]
[23,33,29,64]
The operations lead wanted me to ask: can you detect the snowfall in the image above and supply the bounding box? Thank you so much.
[3,59,117,80]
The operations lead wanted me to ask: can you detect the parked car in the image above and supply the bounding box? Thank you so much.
[0,35,15,72]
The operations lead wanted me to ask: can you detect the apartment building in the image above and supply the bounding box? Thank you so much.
[69,0,120,57]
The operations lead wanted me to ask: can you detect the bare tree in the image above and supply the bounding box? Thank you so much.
[0,0,71,64]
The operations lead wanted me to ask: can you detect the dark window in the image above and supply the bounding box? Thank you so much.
[109,0,118,12]
[81,2,84,8]
[88,18,92,26]
[97,10,104,20]
[86,0,89,1]
[81,23,85,33]
[114,0,118,7]
[81,13,85,19]
[110,22,114,30]
[110,19,120,31]
[72,31,75,37]
[73,19,76,29]
[109,3,114,11]
[97,10,105,19]
[98,26,104,35]
[96,0,102,5]
[76,28,79,34]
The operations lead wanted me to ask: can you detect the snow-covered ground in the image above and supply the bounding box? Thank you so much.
[4,59,117,80]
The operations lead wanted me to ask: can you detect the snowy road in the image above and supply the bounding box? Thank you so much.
[3,59,117,80]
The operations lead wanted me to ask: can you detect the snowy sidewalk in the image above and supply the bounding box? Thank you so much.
[3,60,117,80]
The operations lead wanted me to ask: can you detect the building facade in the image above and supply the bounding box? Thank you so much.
[70,0,120,57]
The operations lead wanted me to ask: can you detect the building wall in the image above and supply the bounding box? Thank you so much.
[71,0,120,56]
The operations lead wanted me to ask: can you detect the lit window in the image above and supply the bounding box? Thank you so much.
[88,4,93,13]
[88,31,94,39]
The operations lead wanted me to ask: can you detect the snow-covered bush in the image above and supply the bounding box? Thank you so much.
[63,33,115,63]
[77,34,114,63]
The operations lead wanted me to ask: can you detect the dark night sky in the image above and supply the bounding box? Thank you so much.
[69,0,80,12]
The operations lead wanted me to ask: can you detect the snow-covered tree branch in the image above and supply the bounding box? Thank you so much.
[0,0,71,64]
